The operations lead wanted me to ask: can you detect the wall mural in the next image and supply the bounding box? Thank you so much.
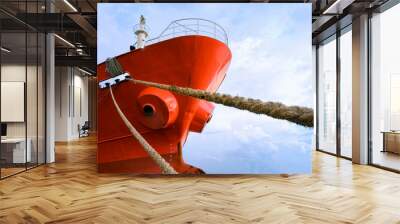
[97,3,313,174]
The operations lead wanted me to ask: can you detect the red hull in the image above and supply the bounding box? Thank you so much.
[97,35,231,174]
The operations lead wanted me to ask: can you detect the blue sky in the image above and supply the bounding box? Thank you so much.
[98,3,313,174]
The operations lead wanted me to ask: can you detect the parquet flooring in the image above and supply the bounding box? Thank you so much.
[1,135,400,223]
[1,167,26,178]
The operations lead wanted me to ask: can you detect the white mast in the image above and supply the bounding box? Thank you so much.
[135,15,148,49]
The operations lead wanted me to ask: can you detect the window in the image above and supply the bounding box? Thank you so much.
[0,1,46,179]
[371,3,400,171]
[317,35,337,154]
[339,27,352,158]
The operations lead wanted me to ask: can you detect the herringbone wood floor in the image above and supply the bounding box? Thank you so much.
[1,135,400,224]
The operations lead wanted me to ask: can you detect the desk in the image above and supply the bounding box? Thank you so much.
[1,138,31,163]
[382,131,400,154]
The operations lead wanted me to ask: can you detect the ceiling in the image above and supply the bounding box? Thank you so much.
[0,0,97,72]
[0,0,394,72]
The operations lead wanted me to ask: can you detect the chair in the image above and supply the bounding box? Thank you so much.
[79,121,90,138]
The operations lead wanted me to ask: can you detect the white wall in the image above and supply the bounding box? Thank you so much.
[1,65,25,130]
[72,73,89,138]
[1,65,26,140]
[54,67,89,141]
[55,67,69,141]
[1,65,39,138]
[1,63,46,164]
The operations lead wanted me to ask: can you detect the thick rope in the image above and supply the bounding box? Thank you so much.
[104,57,313,128]
[108,85,178,174]
[129,79,314,128]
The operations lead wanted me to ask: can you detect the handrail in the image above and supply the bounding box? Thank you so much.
[146,18,228,46]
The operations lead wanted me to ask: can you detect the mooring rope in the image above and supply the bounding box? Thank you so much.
[108,85,178,174]
[104,57,313,127]
[129,79,314,128]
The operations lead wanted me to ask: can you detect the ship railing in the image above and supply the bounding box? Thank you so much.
[146,18,228,46]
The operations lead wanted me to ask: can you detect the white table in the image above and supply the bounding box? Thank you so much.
[1,138,31,163]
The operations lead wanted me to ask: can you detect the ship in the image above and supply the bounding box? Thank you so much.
[97,17,232,174]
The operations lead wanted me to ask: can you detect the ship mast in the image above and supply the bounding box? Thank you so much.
[135,15,148,49]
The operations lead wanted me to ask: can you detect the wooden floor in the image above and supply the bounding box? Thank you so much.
[1,167,26,178]
[1,136,400,223]
[373,150,400,171]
